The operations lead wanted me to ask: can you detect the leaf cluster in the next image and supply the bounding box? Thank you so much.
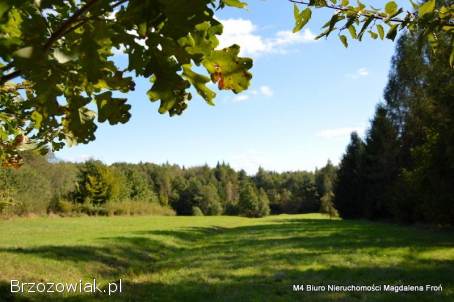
[0,0,252,166]
[292,0,454,65]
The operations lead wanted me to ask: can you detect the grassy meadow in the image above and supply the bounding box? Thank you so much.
[0,214,453,301]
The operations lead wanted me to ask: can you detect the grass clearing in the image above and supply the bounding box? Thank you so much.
[0,214,453,301]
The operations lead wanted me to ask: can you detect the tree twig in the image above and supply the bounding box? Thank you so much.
[289,0,454,27]
[43,0,100,51]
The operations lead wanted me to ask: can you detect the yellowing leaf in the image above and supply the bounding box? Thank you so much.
[203,45,252,94]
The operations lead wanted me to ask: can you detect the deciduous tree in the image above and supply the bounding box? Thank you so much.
[0,0,252,166]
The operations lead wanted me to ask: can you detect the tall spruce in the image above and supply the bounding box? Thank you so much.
[333,132,365,219]
[362,105,400,220]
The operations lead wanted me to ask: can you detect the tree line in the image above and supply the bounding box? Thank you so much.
[334,30,454,226]
[0,151,337,218]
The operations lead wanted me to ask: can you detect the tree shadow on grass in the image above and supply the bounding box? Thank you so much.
[1,218,453,301]
[1,264,452,302]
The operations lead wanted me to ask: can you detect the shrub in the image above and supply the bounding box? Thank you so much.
[74,202,107,216]
[192,206,204,216]
[48,199,76,214]
[0,189,16,216]
[104,200,175,216]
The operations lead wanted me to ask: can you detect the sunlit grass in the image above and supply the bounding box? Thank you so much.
[0,214,453,301]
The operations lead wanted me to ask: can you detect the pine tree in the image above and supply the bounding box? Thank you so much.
[299,177,320,213]
[333,132,365,219]
[362,105,400,220]
[315,160,337,197]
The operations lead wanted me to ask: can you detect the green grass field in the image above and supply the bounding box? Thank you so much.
[0,214,453,301]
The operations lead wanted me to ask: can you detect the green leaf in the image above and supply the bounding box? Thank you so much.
[385,1,398,15]
[339,35,348,47]
[221,0,247,8]
[358,16,373,41]
[95,91,131,125]
[146,52,191,115]
[368,31,378,40]
[178,21,222,60]
[31,111,43,129]
[347,25,357,39]
[418,0,435,18]
[182,65,216,105]
[326,14,343,36]
[63,96,97,145]
[386,24,398,41]
[293,7,312,33]
[138,22,147,38]
[293,4,300,20]
[376,24,385,40]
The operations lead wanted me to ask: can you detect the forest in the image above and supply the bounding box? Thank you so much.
[0,150,337,218]
[334,30,454,226]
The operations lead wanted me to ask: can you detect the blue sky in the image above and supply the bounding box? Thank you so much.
[56,0,406,174]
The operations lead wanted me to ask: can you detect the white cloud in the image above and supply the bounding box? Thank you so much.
[232,94,250,102]
[259,85,273,97]
[273,30,316,47]
[230,85,274,103]
[218,18,316,56]
[357,67,369,76]
[346,67,369,79]
[316,127,366,139]
[218,19,268,55]
[114,18,315,57]
[228,149,268,175]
